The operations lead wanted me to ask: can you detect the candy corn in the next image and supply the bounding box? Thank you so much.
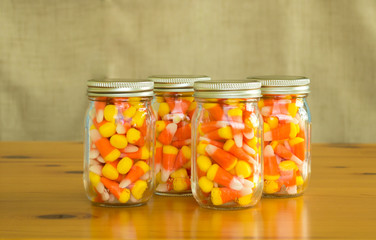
[119,161,150,188]
[157,123,177,145]
[100,177,131,203]
[125,146,149,160]
[174,124,191,141]
[223,139,257,165]
[155,141,163,173]
[90,129,120,162]
[205,144,238,171]
[274,143,303,166]
[264,145,280,181]
[278,160,297,187]
[174,146,191,170]
[211,187,239,205]
[207,164,243,190]
[199,121,228,135]
[161,145,179,182]
[204,126,233,140]
[227,108,244,147]
[203,103,225,121]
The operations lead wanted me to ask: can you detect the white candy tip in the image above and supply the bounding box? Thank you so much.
[89,149,100,159]
[97,156,105,163]
[199,137,210,142]
[173,115,182,124]
[261,106,271,117]
[140,172,150,181]
[124,145,139,153]
[101,191,110,201]
[155,164,161,174]
[291,155,303,166]
[95,182,105,194]
[90,129,102,142]
[243,129,254,139]
[161,170,171,183]
[167,123,178,134]
[205,144,217,155]
[230,178,243,191]
[89,165,102,176]
[234,134,243,148]
[264,145,275,157]
[108,193,117,203]
[286,185,297,194]
[242,179,255,189]
[96,110,104,123]
[264,131,272,141]
[119,179,131,188]
[156,183,169,192]
[243,144,256,155]
[247,156,258,166]
[240,186,253,196]
[130,195,140,203]
[116,123,126,134]
[217,121,228,127]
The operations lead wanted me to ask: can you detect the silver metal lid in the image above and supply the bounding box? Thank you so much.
[149,75,211,92]
[87,79,154,97]
[247,75,310,95]
[194,80,262,99]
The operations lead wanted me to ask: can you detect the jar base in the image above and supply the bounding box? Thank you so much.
[155,191,192,197]
[91,201,147,208]
[198,204,254,211]
[262,192,304,198]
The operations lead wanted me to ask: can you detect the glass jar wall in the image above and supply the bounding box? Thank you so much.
[84,79,156,206]
[149,75,210,196]
[191,80,263,210]
[249,76,311,197]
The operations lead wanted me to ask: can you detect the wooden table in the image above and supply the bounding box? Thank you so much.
[0,142,375,239]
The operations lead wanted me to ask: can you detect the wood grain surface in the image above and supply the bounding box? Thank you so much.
[0,142,375,239]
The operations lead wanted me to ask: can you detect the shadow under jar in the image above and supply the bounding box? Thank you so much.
[248,75,311,198]
[84,79,156,207]
[191,80,263,210]
[149,75,211,196]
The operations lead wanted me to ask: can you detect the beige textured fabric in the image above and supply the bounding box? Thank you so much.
[1,0,375,142]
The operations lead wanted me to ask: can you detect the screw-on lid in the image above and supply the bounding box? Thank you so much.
[194,80,262,99]
[149,75,211,92]
[247,75,310,95]
[87,79,154,97]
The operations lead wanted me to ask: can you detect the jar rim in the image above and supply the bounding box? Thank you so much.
[149,75,210,92]
[193,80,262,98]
[87,79,154,97]
[247,75,310,94]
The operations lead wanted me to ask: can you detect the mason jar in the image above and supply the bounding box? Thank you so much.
[84,79,156,206]
[149,75,211,196]
[191,80,263,209]
[248,76,311,197]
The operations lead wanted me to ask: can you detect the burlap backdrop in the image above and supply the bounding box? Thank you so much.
[1,0,375,142]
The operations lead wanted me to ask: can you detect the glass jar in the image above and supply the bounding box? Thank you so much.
[248,76,311,197]
[191,80,263,209]
[84,79,156,206]
[149,75,211,196]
